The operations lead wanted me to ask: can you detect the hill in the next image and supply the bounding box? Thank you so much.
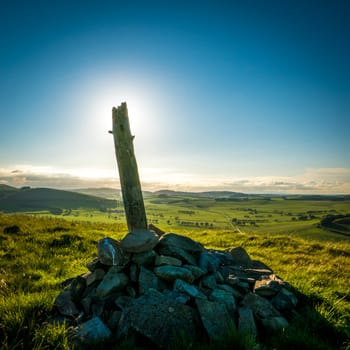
[0,185,116,213]
[72,187,121,200]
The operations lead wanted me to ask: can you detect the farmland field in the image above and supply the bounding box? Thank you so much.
[0,193,349,349]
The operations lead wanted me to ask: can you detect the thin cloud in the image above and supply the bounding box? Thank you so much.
[0,166,349,194]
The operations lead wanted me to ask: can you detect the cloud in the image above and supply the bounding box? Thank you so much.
[0,166,349,194]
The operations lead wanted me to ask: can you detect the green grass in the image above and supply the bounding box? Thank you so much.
[0,199,349,349]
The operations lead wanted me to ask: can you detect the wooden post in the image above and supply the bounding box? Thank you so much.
[111,102,147,232]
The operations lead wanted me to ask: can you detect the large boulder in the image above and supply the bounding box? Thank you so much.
[118,290,200,348]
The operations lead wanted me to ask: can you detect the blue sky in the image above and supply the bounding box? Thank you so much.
[0,0,349,193]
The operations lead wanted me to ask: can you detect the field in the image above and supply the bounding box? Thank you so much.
[0,193,349,349]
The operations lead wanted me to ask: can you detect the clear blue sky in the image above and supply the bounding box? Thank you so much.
[0,0,349,193]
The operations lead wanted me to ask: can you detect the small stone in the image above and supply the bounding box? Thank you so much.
[183,265,206,279]
[71,316,111,347]
[54,290,79,316]
[254,278,282,297]
[227,275,240,286]
[155,255,182,266]
[226,247,252,267]
[174,279,207,300]
[139,266,159,295]
[68,276,86,302]
[129,264,138,282]
[238,307,257,339]
[195,299,234,341]
[157,245,198,266]
[209,288,236,315]
[242,293,280,320]
[96,271,128,298]
[199,251,220,273]
[271,288,298,312]
[154,265,194,283]
[86,258,105,272]
[97,237,130,266]
[132,250,156,266]
[85,268,105,286]
[121,229,159,253]
[200,274,217,289]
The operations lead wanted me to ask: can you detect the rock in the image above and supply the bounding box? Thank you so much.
[155,255,182,266]
[209,289,236,315]
[271,288,298,312]
[254,278,283,297]
[157,245,198,266]
[157,233,204,256]
[226,247,252,267]
[199,251,220,273]
[261,316,289,331]
[241,293,280,320]
[129,264,138,282]
[139,266,159,294]
[92,299,105,317]
[96,270,128,298]
[207,249,235,265]
[115,295,133,311]
[154,265,194,283]
[107,310,122,329]
[54,290,79,316]
[68,276,86,302]
[84,268,105,286]
[97,237,130,266]
[183,265,206,279]
[238,307,257,339]
[200,274,217,289]
[118,290,199,348]
[132,250,156,266]
[174,279,207,300]
[148,223,165,237]
[195,299,234,341]
[163,289,191,304]
[71,316,111,347]
[86,258,106,272]
[120,229,159,253]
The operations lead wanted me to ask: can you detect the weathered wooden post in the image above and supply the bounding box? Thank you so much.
[111,102,158,252]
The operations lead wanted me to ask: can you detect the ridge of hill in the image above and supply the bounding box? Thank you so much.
[0,185,116,213]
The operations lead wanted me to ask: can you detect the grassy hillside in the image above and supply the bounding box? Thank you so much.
[0,185,117,213]
[0,212,349,349]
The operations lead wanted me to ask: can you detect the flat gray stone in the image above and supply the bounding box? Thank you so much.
[183,264,206,279]
[157,233,204,256]
[84,269,105,286]
[96,271,128,298]
[121,229,159,253]
[195,299,234,341]
[254,278,282,297]
[154,265,194,283]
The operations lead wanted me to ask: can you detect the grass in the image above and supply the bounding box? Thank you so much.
[0,195,349,349]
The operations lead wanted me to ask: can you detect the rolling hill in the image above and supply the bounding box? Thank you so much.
[0,185,117,213]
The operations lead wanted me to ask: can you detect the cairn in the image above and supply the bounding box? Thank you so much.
[51,102,297,348]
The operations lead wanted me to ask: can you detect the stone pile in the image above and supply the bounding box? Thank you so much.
[52,229,298,348]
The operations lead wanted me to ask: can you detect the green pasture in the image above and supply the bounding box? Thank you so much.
[0,194,349,349]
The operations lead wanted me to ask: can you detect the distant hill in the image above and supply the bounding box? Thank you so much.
[152,189,246,198]
[0,185,117,213]
[72,187,121,200]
